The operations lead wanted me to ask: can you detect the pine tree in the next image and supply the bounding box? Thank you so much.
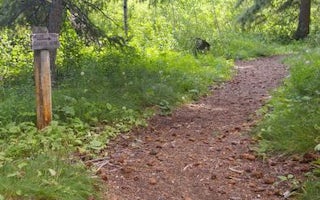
[236,0,312,40]
[0,0,108,82]
[294,0,311,39]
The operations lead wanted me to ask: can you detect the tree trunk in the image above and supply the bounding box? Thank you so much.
[48,0,65,84]
[123,0,128,38]
[294,0,311,40]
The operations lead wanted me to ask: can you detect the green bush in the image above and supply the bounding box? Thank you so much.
[0,27,33,81]
[255,49,320,154]
[211,32,277,59]
[51,48,233,123]
[0,154,99,200]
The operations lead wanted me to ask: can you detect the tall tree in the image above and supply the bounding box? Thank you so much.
[236,0,312,40]
[48,0,65,82]
[294,0,311,39]
[123,0,128,38]
[0,0,107,82]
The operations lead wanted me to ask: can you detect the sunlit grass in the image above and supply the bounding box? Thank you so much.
[0,45,233,199]
[0,154,100,200]
[254,48,320,200]
[299,180,320,200]
[255,48,320,154]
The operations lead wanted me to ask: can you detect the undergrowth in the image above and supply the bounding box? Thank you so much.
[0,33,234,199]
[0,27,302,199]
[254,48,320,199]
[0,154,99,200]
[256,49,320,153]
[212,31,277,60]
[1,0,318,198]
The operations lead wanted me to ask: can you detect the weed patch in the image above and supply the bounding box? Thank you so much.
[254,48,320,199]
[0,154,99,200]
[0,44,233,198]
[255,49,320,154]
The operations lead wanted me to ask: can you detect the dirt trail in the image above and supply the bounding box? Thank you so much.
[101,56,310,200]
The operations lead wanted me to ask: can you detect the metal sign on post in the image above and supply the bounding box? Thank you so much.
[31,27,60,130]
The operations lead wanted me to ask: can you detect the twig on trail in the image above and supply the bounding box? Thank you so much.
[85,156,119,172]
[227,175,242,181]
[228,167,244,174]
[96,160,116,172]
[87,156,110,163]
[183,163,193,171]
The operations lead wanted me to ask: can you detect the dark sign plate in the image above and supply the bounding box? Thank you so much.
[32,33,60,50]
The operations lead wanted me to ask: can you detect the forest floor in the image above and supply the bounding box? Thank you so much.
[99,56,313,200]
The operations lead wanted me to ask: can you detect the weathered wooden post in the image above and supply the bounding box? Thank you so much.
[31,27,60,130]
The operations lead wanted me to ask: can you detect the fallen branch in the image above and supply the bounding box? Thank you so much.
[228,167,244,174]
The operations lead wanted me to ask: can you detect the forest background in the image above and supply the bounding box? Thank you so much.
[0,0,319,199]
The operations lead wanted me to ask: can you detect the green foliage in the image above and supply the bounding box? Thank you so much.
[255,48,320,154]
[299,180,320,200]
[0,8,234,196]
[0,0,50,26]
[236,0,320,42]
[0,118,124,164]
[56,19,85,73]
[0,154,99,200]
[0,27,33,82]
[302,159,320,199]
[212,31,277,59]
[3,0,318,198]
[51,46,233,123]
[94,0,238,53]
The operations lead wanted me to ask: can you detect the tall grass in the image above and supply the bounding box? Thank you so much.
[254,48,320,200]
[0,154,99,200]
[300,180,320,200]
[255,49,320,154]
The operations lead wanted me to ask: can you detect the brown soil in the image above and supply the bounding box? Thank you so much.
[99,56,312,200]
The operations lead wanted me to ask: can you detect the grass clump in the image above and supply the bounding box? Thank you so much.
[0,154,99,200]
[255,48,320,154]
[299,175,320,200]
[212,32,278,60]
[254,48,320,200]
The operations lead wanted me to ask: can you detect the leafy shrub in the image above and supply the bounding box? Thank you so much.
[255,48,320,154]
[0,27,233,197]
[51,48,233,123]
[212,32,277,59]
[0,27,33,82]
[0,154,99,200]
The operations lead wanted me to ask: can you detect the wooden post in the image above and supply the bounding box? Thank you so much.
[32,27,60,130]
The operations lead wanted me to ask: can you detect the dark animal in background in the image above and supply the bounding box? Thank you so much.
[193,38,210,56]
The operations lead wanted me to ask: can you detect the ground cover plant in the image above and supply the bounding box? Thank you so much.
[0,21,235,200]
[1,0,320,199]
[0,154,99,200]
[254,48,320,199]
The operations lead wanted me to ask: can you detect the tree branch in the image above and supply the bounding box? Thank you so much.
[81,0,120,27]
